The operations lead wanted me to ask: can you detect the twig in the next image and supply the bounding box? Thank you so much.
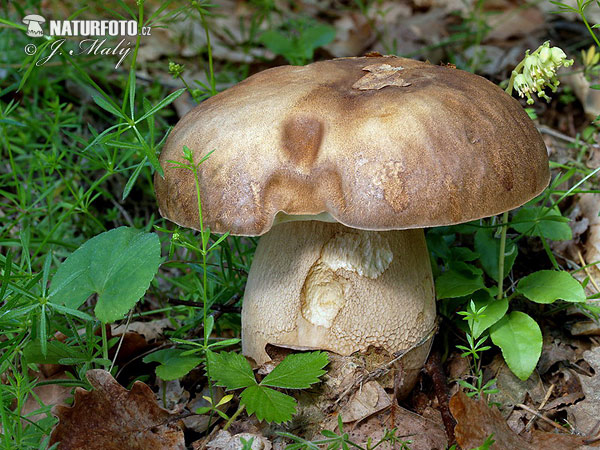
[424,349,456,445]
[577,249,600,293]
[537,125,600,149]
[109,309,134,373]
[334,323,438,406]
[516,403,571,434]
[524,383,554,432]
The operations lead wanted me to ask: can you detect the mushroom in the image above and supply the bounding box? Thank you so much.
[155,56,549,394]
[22,14,45,37]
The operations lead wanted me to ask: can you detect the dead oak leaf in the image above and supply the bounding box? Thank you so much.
[570,347,600,435]
[450,390,589,450]
[352,64,411,90]
[49,369,185,450]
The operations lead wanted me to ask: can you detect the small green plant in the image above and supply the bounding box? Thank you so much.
[279,415,413,450]
[259,17,335,65]
[206,350,328,424]
[456,301,499,398]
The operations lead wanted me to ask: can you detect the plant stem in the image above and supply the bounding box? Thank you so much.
[101,323,109,370]
[497,211,509,300]
[197,4,217,96]
[223,404,245,431]
[580,13,600,49]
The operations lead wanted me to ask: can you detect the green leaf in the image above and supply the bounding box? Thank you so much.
[259,30,295,58]
[261,352,328,389]
[490,311,542,380]
[136,89,186,123]
[92,93,126,119]
[517,270,586,304]
[48,227,161,323]
[240,385,297,423]
[206,350,257,390]
[23,340,83,365]
[474,228,517,282]
[143,349,202,380]
[450,247,479,262]
[511,206,572,241]
[470,295,508,339]
[436,269,485,299]
[299,24,336,58]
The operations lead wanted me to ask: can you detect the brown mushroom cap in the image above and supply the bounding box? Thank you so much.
[155,56,549,236]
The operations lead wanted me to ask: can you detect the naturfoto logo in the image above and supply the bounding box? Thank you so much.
[22,15,147,38]
[21,14,152,69]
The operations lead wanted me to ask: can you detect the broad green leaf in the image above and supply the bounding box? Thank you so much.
[143,349,202,380]
[511,206,572,241]
[470,295,508,339]
[490,311,542,380]
[436,269,485,299]
[49,227,161,323]
[240,385,297,423]
[450,247,479,262]
[261,352,328,389]
[474,228,517,282]
[517,270,586,304]
[299,24,336,58]
[206,350,256,390]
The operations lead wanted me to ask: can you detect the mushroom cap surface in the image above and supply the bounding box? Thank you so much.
[22,14,45,24]
[155,56,550,236]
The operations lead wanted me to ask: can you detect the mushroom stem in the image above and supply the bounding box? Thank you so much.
[242,221,436,392]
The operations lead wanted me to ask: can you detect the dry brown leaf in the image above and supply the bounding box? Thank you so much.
[352,64,411,90]
[325,12,374,57]
[49,369,185,450]
[570,347,600,436]
[339,380,391,423]
[487,355,545,415]
[580,194,600,286]
[339,405,447,450]
[206,430,272,450]
[567,72,600,120]
[21,372,72,424]
[485,6,545,41]
[450,390,588,449]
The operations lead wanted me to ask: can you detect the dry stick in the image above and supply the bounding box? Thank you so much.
[109,309,134,373]
[537,125,600,150]
[424,349,456,445]
[524,383,555,432]
[516,403,571,434]
[577,249,600,293]
[334,323,438,406]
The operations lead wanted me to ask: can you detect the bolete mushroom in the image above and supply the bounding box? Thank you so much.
[155,56,549,394]
[22,14,45,37]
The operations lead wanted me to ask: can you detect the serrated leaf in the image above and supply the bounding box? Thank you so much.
[490,311,542,381]
[48,227,161,323]
[261,352,328,389]
[206,350,256,390]
[517,270,586,304]
[511,206,572,241]
[143,349,202,380]
[474,228,517,282]
[240,385,297,423]
[436,269,485,299]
